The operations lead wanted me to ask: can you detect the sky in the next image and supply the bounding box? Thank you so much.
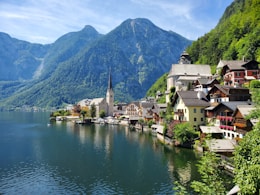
[0,0,233,44]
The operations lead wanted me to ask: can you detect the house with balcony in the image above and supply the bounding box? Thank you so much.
[172,91,210,130]
[232,104,258,138]
[217,59,260,86]
[125,102,141,124]
[205,101,249,139]
[207,84,251,103]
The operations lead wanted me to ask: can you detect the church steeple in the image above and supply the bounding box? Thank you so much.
[108,69,112,90]
[106,69,114,116]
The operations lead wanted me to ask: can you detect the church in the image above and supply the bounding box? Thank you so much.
[77,71,114,117]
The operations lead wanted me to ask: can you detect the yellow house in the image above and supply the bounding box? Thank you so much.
[172,91,210,130]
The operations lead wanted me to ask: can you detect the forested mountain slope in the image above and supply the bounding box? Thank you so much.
[186,0,260,65]
[0,18,191,109]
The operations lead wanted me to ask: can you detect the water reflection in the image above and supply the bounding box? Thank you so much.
[61,122,200,189]
[0,112,200,194]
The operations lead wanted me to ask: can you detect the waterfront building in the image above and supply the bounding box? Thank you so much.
[171,90,210,130]
[166,51,212,103]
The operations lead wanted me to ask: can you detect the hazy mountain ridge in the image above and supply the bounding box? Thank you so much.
[0,32,50,81]
[0,18,192,109]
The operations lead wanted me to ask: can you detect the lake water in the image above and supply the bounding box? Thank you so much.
[0,112,201,194]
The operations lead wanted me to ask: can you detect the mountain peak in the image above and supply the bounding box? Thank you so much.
[122,18,157,29]
[81,25,99,34]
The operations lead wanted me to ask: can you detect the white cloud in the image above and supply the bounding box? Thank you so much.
[0,0,233,43]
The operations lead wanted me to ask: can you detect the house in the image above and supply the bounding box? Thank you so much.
[78,98,107,118]
[206,139,236,156]
[232,104,258,138]
[140,102,155,122]
[193,78,220,94]
[205,101,249,139]
[166,51,212,103]
[77,71,114,117]
[199,126,223,139]
[151,103,167,124]
[207,84,251,103]
[125,102,141,124]
[113,102,127,118]
[172,91,210,130]
[217,59,260,86]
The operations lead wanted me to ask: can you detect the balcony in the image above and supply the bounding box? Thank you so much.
[220,125,234,131]
[217,115,233,121]
[174,110,184,116]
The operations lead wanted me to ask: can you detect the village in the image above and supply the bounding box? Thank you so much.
[51,51,259,173]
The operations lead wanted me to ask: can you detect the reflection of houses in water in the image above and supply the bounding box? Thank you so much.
[176,163,191,184]
[166,160,192,184]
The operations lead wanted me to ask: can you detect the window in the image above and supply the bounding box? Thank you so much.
[194,108,196,113]
[200,108,204,113]
[201,118,203,122]
[194,118,197,122]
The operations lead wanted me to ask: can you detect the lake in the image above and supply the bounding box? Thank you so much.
[0,112,200,194]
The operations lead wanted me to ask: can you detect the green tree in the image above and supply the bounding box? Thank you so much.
[173,122,198,145]
[191,152,226,194]
[147,120,154,128]
[80,110,87,120]
[173,181,188,195]
[233,88,260,194]
[90,104,96,118]
[99,110,106,118]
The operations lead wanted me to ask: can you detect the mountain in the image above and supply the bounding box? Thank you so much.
[0,32,50,81]
[0,18,191,109]
[186,0,260,66]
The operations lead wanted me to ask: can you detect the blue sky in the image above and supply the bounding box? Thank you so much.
[0,0,233,44]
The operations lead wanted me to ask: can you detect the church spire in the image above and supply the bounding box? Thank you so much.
[106,68,114,116]
[108,68,112,90]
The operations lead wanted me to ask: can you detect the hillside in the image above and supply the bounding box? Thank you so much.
[0,32,49,81]
[0,18,191,109]
[186,0,260,65]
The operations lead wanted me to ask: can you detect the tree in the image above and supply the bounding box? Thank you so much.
[99,110,106,118]
[90,104,96,118]
[233,127,260,195]
[233,88,260,194]
[191,152,226,194]
[80,110,87,120]
[173,122,198,145]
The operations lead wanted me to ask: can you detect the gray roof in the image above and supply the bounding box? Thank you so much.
[140,102,154,109]
[90,98,105,105]
[200,126,222,134]
[236,104,256,117]
[176,91,210,107]
[178,76,200,81]
[197,78,211,85]
[211,84,249,95]
[221,101,249,111]
[207,139,236,153]
[236,104,259,125]
[217,60,246,69]
[168,64,212,77]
